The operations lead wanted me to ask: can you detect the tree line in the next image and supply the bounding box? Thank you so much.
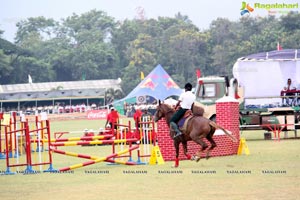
[0,10,299,97]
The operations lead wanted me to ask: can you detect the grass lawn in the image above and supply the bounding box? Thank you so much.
[0,119,299,200]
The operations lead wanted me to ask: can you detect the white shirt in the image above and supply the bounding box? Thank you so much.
[179,91,196,109]
[284,83,296,91]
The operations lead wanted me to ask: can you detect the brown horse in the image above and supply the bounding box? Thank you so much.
[154,101,237,167]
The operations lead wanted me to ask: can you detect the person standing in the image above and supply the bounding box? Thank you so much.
[170,83,196,138]
[105,107,119,129]
[133,108,143,129]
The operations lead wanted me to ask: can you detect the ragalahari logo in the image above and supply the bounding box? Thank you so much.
[165,78,180,90]
[139,78,157,90]
[240,1,254,16]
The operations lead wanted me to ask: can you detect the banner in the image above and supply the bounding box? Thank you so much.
[87,110,108,120]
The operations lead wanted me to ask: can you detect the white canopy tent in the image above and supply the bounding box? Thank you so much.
[233,49,300,106]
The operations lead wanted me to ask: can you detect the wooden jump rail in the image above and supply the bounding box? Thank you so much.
[53,145,140,171]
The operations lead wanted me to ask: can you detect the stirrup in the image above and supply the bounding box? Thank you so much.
[173,131,182,138]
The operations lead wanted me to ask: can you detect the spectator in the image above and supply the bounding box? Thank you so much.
[282,78,296,105]
[80,103,86,112]
[91,103,97,110]
[141,108,152,122]
[140,108,152,132]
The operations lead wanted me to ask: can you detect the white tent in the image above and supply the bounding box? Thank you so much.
[233,49,300,106]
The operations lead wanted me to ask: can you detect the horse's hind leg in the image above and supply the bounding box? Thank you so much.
[182,141,191,160]
[205,134,216,159]
[191,135,208,162]
[205,126,217,159]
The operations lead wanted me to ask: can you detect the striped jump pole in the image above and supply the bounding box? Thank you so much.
[9,111,18,159]
[51,138,139,147]
[58,145,139,171]
[30,134,114,143]
[50,147,137,166]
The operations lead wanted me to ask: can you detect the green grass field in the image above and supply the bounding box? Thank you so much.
[1,119,299,200]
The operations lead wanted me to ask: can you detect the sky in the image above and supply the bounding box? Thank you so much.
[0,0,299,42]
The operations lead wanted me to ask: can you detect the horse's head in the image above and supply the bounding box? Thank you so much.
[154,100,174,122]
[154,101,164,122]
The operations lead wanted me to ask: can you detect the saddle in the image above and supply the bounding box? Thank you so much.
[177,104,204,133]
[178,110,193,132]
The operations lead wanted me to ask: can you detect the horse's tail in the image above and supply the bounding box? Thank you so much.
[209,121,238,142]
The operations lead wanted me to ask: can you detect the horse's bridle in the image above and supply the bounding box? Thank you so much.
[154,107,164,121]
[155,104,174,122]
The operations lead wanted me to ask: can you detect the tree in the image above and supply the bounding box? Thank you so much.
[111,19,143,70]
[279,12,300,33]
[13,10,120,82]
[279,12,300,49]
[2,8,299,95]
[0,49,12,84]
[160,23,209,85]
[15,16,57,46]
[55,10,119,81]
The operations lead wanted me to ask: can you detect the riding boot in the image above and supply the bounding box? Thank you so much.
[170,122,182,138]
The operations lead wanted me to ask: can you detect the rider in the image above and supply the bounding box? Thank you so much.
[170,82,196,138]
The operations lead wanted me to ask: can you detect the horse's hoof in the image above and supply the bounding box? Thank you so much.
[191,155,201,162]
[191,155,196,161]
[206,151,211,160]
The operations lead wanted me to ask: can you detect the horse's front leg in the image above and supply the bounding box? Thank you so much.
[182,140,191,160]
[173,140,180,167]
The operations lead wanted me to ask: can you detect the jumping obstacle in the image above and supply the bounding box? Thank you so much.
[51,138,139,146]
[0,111,163,174]
[135,115,157,163]
[54,145,139,171]
[50,118,161,171]
[1,112,29,174]
[0,112,19,160]
[105,118,156,164]
[1,112,55,174]
[0,113,4,159]
[50,134,141,171]
[50,147,138,165]
[31,134,115,143]
[49,120,143,171]
[110,121,136,162]
[29,114,55,172]
[156,96,240,161]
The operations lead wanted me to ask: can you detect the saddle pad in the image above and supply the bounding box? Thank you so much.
[178,118,185,128]
[178,115,193,132]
